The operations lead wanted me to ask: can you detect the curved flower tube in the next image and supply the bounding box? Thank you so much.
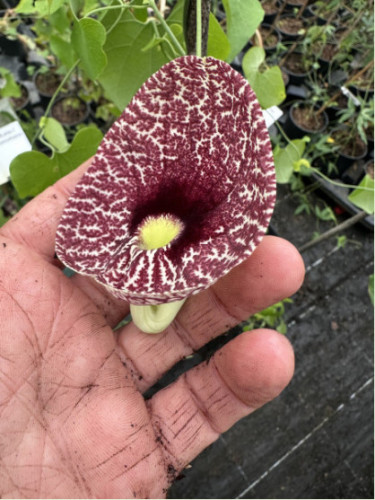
[55,56,276,331]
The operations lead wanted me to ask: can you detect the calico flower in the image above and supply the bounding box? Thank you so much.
[55,56,276,332]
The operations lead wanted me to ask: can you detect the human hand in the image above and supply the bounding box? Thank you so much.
[0,160,304,498]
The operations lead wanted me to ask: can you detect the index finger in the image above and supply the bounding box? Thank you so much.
[0,159,92,261]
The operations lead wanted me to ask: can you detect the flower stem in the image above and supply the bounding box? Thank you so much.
[130,299,186,334]
[148,0,186,56]
[196,0,202,57]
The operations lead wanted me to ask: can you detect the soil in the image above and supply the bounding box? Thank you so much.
[320,43,339,61]
[283,52,309,74]
[251,26,279,48]
[333,92,348,109]
[292,105,326,132]
[332,129,368,158]
[51,96,88,125]
[35,71,63,97]
[261,0,278,15]
[326,87,348,110]
[277,17,305,35]
[10,84,28,110]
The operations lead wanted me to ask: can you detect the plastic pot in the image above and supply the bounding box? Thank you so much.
[317,44,339,76]
[282,52,312,85]
[51,95,89,127]
[283,101,329,139]
[33,68,65,108]
[276,15,307,42]
[10,82,34,119]
[302,4,327,25]
[260,0,279,24]
[341,161,365,186]
[332,127,368,174]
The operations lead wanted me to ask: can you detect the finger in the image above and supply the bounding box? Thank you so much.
[116,236,304,390]
[148,329,294,476]
[0,159,92,261]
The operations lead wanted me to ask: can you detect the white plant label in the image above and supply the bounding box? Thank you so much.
[0,121,32,185]
[263,105,283,129]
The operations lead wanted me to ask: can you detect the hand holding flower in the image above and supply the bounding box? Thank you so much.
[0,163,304,497]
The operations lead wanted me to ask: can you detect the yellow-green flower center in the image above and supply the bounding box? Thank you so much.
[138,214,183,250]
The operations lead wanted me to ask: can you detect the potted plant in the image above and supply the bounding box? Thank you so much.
[283,99,329,139]
[281,49,312,85]
[260,0,279,23]
[275,15,307,42]
[331,97,372,173]
[33,67,66,107]
[51,95,89,127]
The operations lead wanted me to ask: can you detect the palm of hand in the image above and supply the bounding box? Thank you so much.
[1,238,159,497]
[0,163,303,498]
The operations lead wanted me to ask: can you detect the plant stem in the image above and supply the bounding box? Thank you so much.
[196,0,202,57]
[85,3,145,17]
[44,60,80,118]
[316,59,374,116]
[32,60,80,146]
[148,0,186,56]
[311,167,375,192]
[298,210,368,252]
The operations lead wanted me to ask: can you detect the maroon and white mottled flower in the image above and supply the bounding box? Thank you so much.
[55,55,276,306]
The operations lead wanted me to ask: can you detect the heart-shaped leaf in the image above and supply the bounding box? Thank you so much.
[242,47,286,109]
[207,13,230,61]
[99,10,169,110]
[15,0,65,15]
[40,117,69,154]
[10,126,103,198]
[274,139,306,184]
[223,0,264,62]
[71,18,107,80]
[348,174,374,214]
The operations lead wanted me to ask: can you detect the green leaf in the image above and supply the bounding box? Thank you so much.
[168,0,185,24]
[71,18,107,80]
[50,35,77,70]
[0,69,21,99]
[207,13,230,61]
[40,117,69,153]
[99,10,169,110]
[70,0,83,17]
[55,126,103,177]
[273,139,306,184]
[10,126,103,198]
[242,47,285,109]
[10,151,59,197]
[242,45,264,76]
[131,0,148,22]
[49,6,71,33]
[15,0,66,15]
[222,0,264,62]
[348,174,374,214]
[369,274,374,305]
